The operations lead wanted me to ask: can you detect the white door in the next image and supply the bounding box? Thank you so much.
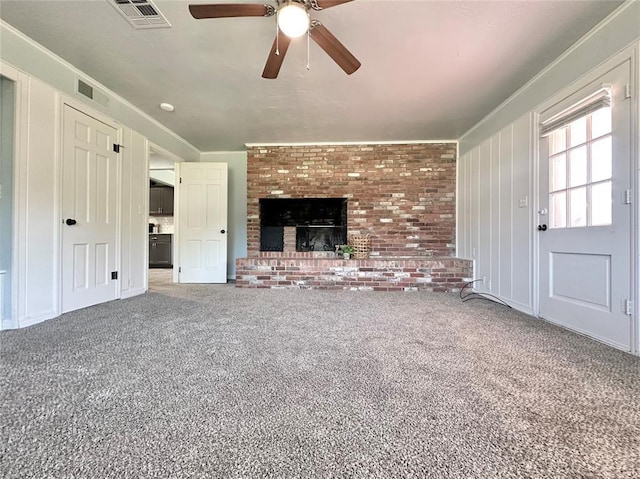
[177,162,228,283]
[538,61,632,351]
[61,105,119,313]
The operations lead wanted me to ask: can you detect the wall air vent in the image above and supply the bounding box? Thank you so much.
[109,0,171,29]
[76,78,110,109]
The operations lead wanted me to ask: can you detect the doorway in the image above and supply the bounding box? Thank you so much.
[148,144,181,279]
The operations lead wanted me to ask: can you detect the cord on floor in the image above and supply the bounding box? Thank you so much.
[459,279,512,308]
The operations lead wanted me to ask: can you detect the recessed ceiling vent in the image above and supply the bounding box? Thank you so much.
[109,0,171,29]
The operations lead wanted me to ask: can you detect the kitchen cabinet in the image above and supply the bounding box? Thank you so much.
[149,234,172,268]
[149,186,174,216]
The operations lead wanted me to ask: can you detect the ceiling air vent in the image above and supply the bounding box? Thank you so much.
[109,0,171,29]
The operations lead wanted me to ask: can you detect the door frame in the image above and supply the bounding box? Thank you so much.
[57,96,123,316]
[147,141,183,286]
[0,61,19,329]
[532,45,639,355]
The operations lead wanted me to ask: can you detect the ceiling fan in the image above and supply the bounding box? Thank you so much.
[188,0,361,79]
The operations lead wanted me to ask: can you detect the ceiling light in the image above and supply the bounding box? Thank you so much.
[159,102,174,112]
[278,2,309,38]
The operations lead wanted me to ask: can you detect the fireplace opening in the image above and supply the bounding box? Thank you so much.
[260,198,347,252]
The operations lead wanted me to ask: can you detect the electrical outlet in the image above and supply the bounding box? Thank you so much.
[519,196,528,208]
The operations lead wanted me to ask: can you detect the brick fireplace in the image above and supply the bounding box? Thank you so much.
[236,143,472,291]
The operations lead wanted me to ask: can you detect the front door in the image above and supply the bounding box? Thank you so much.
[176,162,228,283]
[61,105,119,313]
[538,61,632,351]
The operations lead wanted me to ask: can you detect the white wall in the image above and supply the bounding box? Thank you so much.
[12,72,60,327]
[5,69,153,328]
[458,114,533,313]
[200,151,247,279]
[457,2,640,320]
[0,20,204,327]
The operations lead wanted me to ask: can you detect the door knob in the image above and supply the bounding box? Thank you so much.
[537,224,547,231]
[65,218,77,226]
[220,229,226,234]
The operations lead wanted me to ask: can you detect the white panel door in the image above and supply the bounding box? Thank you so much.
[177,163,228,283]
[538,62,632,351]
[61,105,119,313]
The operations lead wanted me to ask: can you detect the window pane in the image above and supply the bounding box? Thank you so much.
[569,116,587,147]
[569,187,587,227]
[549,128,566,155]
[550,192,567,229]
[591,181,612,226]
[591,107,612,138]
[591,136,612,182]
[550,153,566,191]
[569,146,587,187]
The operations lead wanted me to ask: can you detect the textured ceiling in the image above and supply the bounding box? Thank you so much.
[0,0,624,151]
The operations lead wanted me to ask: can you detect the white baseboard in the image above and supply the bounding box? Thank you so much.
[121,287,146,300]
[18,309,58,328]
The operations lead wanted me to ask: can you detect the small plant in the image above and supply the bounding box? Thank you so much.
[340,244,355,259]
[340,245,355,255]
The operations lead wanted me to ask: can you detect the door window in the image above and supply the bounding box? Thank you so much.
[547,104,613,229]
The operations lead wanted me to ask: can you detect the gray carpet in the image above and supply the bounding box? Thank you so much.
[1,271,639,478]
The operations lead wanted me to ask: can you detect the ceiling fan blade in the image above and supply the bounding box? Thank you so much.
[262,31,292,79]
[309,23,361,75]
[188,4,275,19]
[314,0,353,9]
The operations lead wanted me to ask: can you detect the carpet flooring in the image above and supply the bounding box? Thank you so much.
[1,270,639,478]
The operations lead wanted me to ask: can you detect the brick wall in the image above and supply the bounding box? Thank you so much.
[246,143,457,258]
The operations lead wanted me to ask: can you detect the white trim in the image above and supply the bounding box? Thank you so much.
[632,43,639,356]
[0,20,197,153]
[121,288,146,300]
[0,63,19,330]
[532,112,541,318]
[460,1,636,142]
[13,70,28,326]
[0,62,18,81]
[245,140,458,148]
[148,140,183,286]
[149,141,185,164]
[18,310,57,329]
[0,270,4,325]
[62,95,119,130]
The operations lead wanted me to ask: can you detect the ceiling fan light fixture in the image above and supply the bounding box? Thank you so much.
[278,2,309,38]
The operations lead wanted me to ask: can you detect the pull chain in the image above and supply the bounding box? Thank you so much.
[275,11,280,55]
[306,25,310,70]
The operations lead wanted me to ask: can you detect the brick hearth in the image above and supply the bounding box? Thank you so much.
[237,142,469,291]
[236,255,472,292]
